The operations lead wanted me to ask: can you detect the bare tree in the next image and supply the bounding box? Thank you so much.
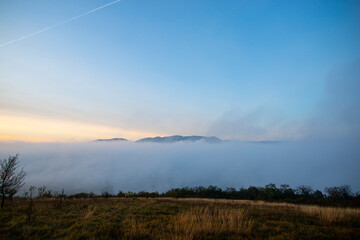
[37,186,47,198]
[0,154,26,208]
[296,185,313,197]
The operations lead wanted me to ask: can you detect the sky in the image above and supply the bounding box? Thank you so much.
[1,0,360,141]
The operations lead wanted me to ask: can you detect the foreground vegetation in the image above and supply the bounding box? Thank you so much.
[1,197,359,240]
[115,184,360,207]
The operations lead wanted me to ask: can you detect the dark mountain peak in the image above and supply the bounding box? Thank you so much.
[136,135,222,143]
[94,138,128,142]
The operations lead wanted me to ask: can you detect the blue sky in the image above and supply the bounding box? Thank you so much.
[0,0,359,141]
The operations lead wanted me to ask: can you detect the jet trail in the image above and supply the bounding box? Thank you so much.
[0,0,122,48]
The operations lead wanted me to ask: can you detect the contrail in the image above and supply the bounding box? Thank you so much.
[0,0,122,48]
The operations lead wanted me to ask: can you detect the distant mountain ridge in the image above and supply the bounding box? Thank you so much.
[136,135,222,143]
[94,138,128,142]
[92,136,281,144]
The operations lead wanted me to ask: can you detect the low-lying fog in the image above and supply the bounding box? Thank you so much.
[1,137,359,194]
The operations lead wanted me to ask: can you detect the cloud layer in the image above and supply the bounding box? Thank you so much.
[1,138,359,195]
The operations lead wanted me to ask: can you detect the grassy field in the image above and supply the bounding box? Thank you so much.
[1,197,359,240]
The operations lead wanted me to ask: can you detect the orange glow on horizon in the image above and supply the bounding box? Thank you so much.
[0,113,160,142]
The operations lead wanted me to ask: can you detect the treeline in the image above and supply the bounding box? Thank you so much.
[62,184,360,207]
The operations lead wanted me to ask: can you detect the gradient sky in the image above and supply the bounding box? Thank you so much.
[1,0,359,141]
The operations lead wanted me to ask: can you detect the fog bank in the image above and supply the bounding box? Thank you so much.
[1,138,359,194]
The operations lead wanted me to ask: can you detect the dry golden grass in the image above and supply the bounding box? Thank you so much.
[169,198,360,224]
[124,216,150,239]
[165,206,253,240]
[1,197,359,240]
[299,205,360,225]
[123,205,253,240]
[158,197,299,210]
[82,205,96,220]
